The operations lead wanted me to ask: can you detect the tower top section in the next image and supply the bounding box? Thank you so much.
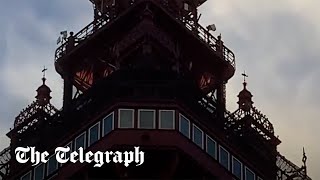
[90,0,207,21]
[55,0,235,95]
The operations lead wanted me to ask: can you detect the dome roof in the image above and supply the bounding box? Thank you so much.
[35,77,52,105]
[237,81,254,112]
[36,83,51,93]
[238,82,252,98]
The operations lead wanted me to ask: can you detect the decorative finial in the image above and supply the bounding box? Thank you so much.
[241,71,248,88]
[241,71,248,82]
[302,147,307,166]
[42,66,48,84]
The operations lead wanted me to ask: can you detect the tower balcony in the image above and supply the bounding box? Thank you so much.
[54,0,235,92]
[55,15,235,69]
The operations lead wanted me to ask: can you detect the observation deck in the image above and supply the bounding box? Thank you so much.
[55,16,235,69]
[54,0,236,93]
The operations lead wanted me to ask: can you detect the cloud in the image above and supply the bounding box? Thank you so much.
[199,1,320,178]
[0,0,92,149]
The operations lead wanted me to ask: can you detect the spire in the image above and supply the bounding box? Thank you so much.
[36,67,52,106]
[242,71,248,87]
[42,66,48,84]
[302,147,308,175]
[237,71,253,111]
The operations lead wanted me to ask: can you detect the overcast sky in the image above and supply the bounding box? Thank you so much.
[0,0,319,179]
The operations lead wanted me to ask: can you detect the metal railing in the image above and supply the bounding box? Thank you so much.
[54,0,235,70]
[55,18,109,61]
[159,0,235,70]
[276,153,311,180]
[183,20,235,69]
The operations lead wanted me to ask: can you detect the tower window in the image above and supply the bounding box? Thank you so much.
[192,125,204,149]
[232,156,242,179]
[75,132,86,151]
[159,110,175,129]
[245,167,255,180]
[34,163,45,180]
[179,114,190,138]
[206,135,217,159]
[20,171,31,180]
[118,109,134,128]
[219,146,230,170]
[47,155,58,175]
[89,122,100,146]
[138,109,156,129]
[102,112,114,136]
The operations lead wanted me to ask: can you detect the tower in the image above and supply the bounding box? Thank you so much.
[3,72,58,180]
[0,0,312,180]
[52,0,236,178]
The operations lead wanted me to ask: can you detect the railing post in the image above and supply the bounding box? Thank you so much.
[206,27,210,44]
[217,34,224,59]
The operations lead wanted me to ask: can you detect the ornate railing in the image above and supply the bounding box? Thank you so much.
[183,20,235,69]
[55,18,109,61]
[224,107,276,142]
[14,101,58,133]
[54,0,235,71]
[276,153,311,180]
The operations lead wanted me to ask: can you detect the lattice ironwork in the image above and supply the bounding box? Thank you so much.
[0,147,10,179]
[276,153,311,180]
[225,106,277,143]
[14,101,58,132]
[73,62,116,92]
[74,66,94,92]
[198,92,217,115]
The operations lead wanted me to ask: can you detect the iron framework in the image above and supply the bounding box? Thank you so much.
[276,153,310,180]
[0,147,10,179]
[225,107,278,143]
[14,101,58,133]
[54,0,235,70]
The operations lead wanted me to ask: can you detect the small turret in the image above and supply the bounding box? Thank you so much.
[237,72,253,112]
[35,67,52,106]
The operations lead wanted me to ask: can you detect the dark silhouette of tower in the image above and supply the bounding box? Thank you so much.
[0,0,311,180]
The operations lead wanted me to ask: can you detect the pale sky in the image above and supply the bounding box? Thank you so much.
[0,0,319,179]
